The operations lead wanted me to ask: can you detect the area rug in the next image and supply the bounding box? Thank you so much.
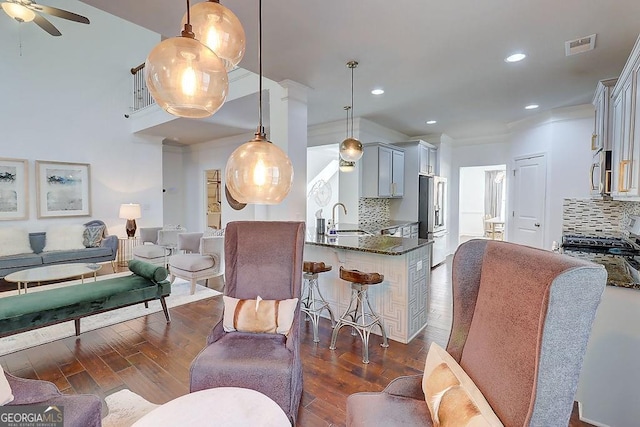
[102,389,159,427]
[0,273,221,356]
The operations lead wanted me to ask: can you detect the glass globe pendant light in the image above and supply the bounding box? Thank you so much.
[340,61,363,162]
[182,0,246,72]
[145,0,228,119]
[339,106,355,173]
[224,0,293,204]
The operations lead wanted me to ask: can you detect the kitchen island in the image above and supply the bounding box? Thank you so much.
[305,228,432,344]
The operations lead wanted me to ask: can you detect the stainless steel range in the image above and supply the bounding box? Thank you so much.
[561,216,640,288]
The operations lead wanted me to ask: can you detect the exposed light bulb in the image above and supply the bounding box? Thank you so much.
[253,158,267,186]
[181,66,197,96]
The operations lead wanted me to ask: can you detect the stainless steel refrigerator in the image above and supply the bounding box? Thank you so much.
[418,175,434,239]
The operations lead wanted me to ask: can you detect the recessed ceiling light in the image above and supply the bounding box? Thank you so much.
[505,53,526,63]
[525,104,539,110]
[371,88,384,95]
[426,120,437,125]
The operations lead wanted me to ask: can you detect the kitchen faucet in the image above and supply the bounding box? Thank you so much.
[331,202,347,231]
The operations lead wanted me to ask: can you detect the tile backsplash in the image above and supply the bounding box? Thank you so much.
[563,198,640,236]
[358,198,390,228]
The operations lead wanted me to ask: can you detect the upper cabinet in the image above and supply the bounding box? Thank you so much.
[418,143,438,175]
[611,34,640,198]
[592,78,617,152]
[362,143,405,198]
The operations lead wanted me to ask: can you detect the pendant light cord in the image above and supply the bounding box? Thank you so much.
[257,0,264,136]
[186,0,190,24]
[350,65,354,138]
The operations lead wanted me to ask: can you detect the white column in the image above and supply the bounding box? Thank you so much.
[265,79,309,222]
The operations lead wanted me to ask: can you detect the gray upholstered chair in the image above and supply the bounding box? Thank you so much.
[189,221,305,424]
[4,371,101,427]
[133,226,184,267]
[168,232,224,295]
[346,239,607,426]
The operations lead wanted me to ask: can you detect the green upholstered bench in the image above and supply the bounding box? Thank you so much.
[0,260,171,338]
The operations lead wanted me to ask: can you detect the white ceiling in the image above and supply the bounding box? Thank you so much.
[78,0,640,142]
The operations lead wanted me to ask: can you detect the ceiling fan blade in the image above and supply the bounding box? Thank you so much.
[28,4,89,24]
[33,13,61,36]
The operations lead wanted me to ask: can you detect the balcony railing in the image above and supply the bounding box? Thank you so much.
[130,63,154,112]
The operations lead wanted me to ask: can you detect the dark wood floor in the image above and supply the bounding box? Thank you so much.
[0,260,589,426]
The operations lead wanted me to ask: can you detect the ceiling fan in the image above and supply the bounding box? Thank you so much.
[1,0,89,36]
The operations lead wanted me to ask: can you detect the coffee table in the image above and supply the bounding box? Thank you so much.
[4,263,102,294]
[132,387,290,427]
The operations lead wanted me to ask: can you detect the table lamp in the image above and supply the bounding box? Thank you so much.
[119,203,142,238]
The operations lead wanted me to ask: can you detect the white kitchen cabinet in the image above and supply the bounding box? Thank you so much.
[611,34,640,198]
[418,143,438,175]
[362,143,404,198]
[592,78,617,152]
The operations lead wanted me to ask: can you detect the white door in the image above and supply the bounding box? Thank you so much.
[512,154,546,248]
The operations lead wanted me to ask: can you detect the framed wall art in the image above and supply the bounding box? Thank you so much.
[0,158,28,220]
[36,160,91,218]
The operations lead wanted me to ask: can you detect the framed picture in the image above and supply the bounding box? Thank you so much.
[36,161,91,218]
[0,158,28,220]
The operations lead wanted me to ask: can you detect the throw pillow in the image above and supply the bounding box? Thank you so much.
[0,228,33,257]
[0,365,14,406]
[83,224,106,248]
[422,342,503,427]
[43,225,85,252]
[223,295,298,335]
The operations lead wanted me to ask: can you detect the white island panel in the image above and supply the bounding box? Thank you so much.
[304,243,430,344]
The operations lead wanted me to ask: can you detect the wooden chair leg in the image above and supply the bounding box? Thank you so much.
[190,279,196,295]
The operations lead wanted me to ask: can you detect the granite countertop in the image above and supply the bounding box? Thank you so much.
[305,228,432,256]
[561,250,640,291]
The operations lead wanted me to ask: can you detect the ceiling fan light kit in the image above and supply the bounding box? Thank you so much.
[2,2,34,22]
[339,60,364,162]
[145,0,229,119]
[225,0,294,205]
[2,0,90,36]
[182,0,246,72]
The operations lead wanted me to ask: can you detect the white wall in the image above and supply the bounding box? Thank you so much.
[509,106,593,248]
[0,0,163,237]
[162,144,185,226]
[306,145,340,229]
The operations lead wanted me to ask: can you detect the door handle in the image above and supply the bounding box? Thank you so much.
[534,223,540,227]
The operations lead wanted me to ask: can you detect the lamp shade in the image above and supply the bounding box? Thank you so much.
[182,0,245,71]
[2,2,35,22]
[144,35,228,119]
[339,137,363,162]
[225,137,294,204]
[119,203,142,220]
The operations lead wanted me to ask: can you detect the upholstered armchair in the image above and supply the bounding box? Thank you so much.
[346,239,607,426]
[168,232,224,295]
[189,221,305,424]
[133,226,185,267]
[4,371,102,427]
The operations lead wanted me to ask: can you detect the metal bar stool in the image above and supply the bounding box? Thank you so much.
[301,261,336,343]
[330,266,389,363]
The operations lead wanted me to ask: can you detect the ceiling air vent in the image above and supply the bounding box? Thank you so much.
[565,34,596,56]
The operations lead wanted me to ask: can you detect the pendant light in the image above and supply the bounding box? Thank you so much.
[145,0,229,119]
[339,106,355,173]
[224,0,293,204]
[182,0,246,72]
[339,61,363,162]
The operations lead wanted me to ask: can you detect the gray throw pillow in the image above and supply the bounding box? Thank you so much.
[83,225,106,248]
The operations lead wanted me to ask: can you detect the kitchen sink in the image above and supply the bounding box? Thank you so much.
[333,230,374,237]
